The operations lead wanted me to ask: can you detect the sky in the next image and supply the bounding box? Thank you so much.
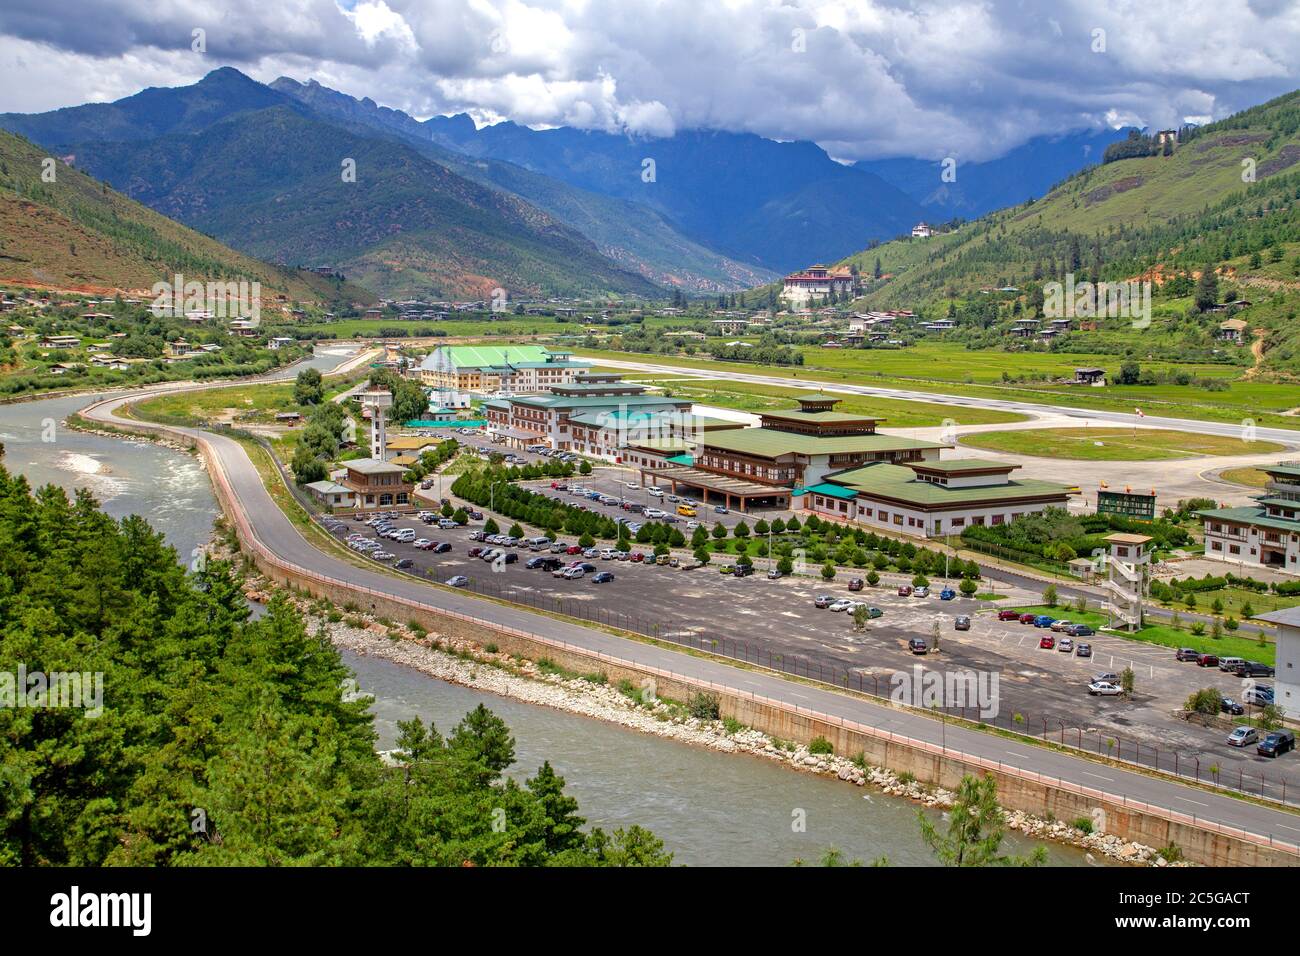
[1,0,1299,162]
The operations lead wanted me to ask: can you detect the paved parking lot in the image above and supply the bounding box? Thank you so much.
[320,503,1299,799]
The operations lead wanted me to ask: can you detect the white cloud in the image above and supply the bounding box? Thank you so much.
[1,0,1299,160]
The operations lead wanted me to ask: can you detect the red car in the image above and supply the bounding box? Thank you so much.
[1019,613,1037,625]
[997,609,1021,621]
[897,585,913,596]
[1039,635,1055,649]
[630,552,645,563]
[566,545,583,555]
[1198,654,1220,668]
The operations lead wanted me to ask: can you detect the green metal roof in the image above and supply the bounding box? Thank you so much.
[1197,505,1300,533]
[419,345,555,370]
[801,482,858,500]
[910,458,1017,473]
[699,428,944,458]
[824,462,1072,506]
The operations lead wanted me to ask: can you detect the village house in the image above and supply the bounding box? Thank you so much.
[1217,317,1249,343]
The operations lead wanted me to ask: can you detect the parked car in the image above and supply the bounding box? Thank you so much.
[1019,613,1037,625]
[733,564,754,578]
[767,568,782,579]
[1197,654,1219,668]
[1033,615,1056,628]
[393,558,415,570]
[896,585,913,597]
[1258,730,1296,758]
[1075,642,1092,658]
[1218,657,1246,673]
[1175,647,1201,662]
[561,566,586,580]
[847,578,864,591]
[1220,697,1245,716]
[1066,624,1094,637]
[908,637,928,655]
[1088,681,1123,697]
[1057,637,1073,653]
[445,575,469,588]
[913,586,930,598]
[998,609,1022,621]
[1039,635,1056,649]
[1235,661,1275,678]
[414,538,434,549]
[814,594,836,609]
[954,615,971,631]
[1092,672,1121,685]
[1227,727,1258,748]
[433,542,452,554]
[1049,619,1073,633]
[1244,686,1275,706]
[828,599,854,612]
[592,571,615,583]
[939,588,956,601]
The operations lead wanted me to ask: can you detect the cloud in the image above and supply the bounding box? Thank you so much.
[1,0,1299,161]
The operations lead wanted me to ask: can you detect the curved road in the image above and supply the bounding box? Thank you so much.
[71,368,1300,861]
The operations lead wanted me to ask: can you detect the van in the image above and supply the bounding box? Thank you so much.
[526,537,551,550]
[391,528,416,542]
[1257,730,1295,758]
[1218,657,1246,673]
[647,487,664,498]
[676,504,696,517]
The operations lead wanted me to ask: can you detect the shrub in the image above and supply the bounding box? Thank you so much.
[1072,817,1094,835]
[688,692,721,720]
[808,736,834,756]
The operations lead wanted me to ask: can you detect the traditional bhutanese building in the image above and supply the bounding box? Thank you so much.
[1199,462,1300,574]
[780,265,855,307]
[416,345,589,393]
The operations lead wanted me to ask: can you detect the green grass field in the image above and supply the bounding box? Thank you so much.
[578,343,1300,430]
[1217,466,1271,488]
[959,427,1284,461]
[644,378,1027,427]
[292,317,572,338]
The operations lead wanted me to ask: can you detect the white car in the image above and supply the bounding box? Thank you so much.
[644,508,666,519]
[562,566,585,579]
[1087,681,1123,696]
[827,599,854,612]
[647,487,664,498]
[626,482,639,490]
[685,521,700,530]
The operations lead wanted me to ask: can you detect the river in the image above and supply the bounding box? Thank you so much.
[1,346,1101,866]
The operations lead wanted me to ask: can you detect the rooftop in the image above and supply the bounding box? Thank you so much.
[344,458,408,476]
[700,428,945,459]
[822,462,1073,507]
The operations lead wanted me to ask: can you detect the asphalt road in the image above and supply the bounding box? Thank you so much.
[78,387,1300,855]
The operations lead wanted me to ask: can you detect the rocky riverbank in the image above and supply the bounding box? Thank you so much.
[236,565,1186,867]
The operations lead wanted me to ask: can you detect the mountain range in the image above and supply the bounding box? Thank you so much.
[0,67,1126,300]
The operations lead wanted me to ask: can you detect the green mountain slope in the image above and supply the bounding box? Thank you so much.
[0,128,364,303]
[820,91,1300,375]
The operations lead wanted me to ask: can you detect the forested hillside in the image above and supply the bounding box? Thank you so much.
[0,457,669,866]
